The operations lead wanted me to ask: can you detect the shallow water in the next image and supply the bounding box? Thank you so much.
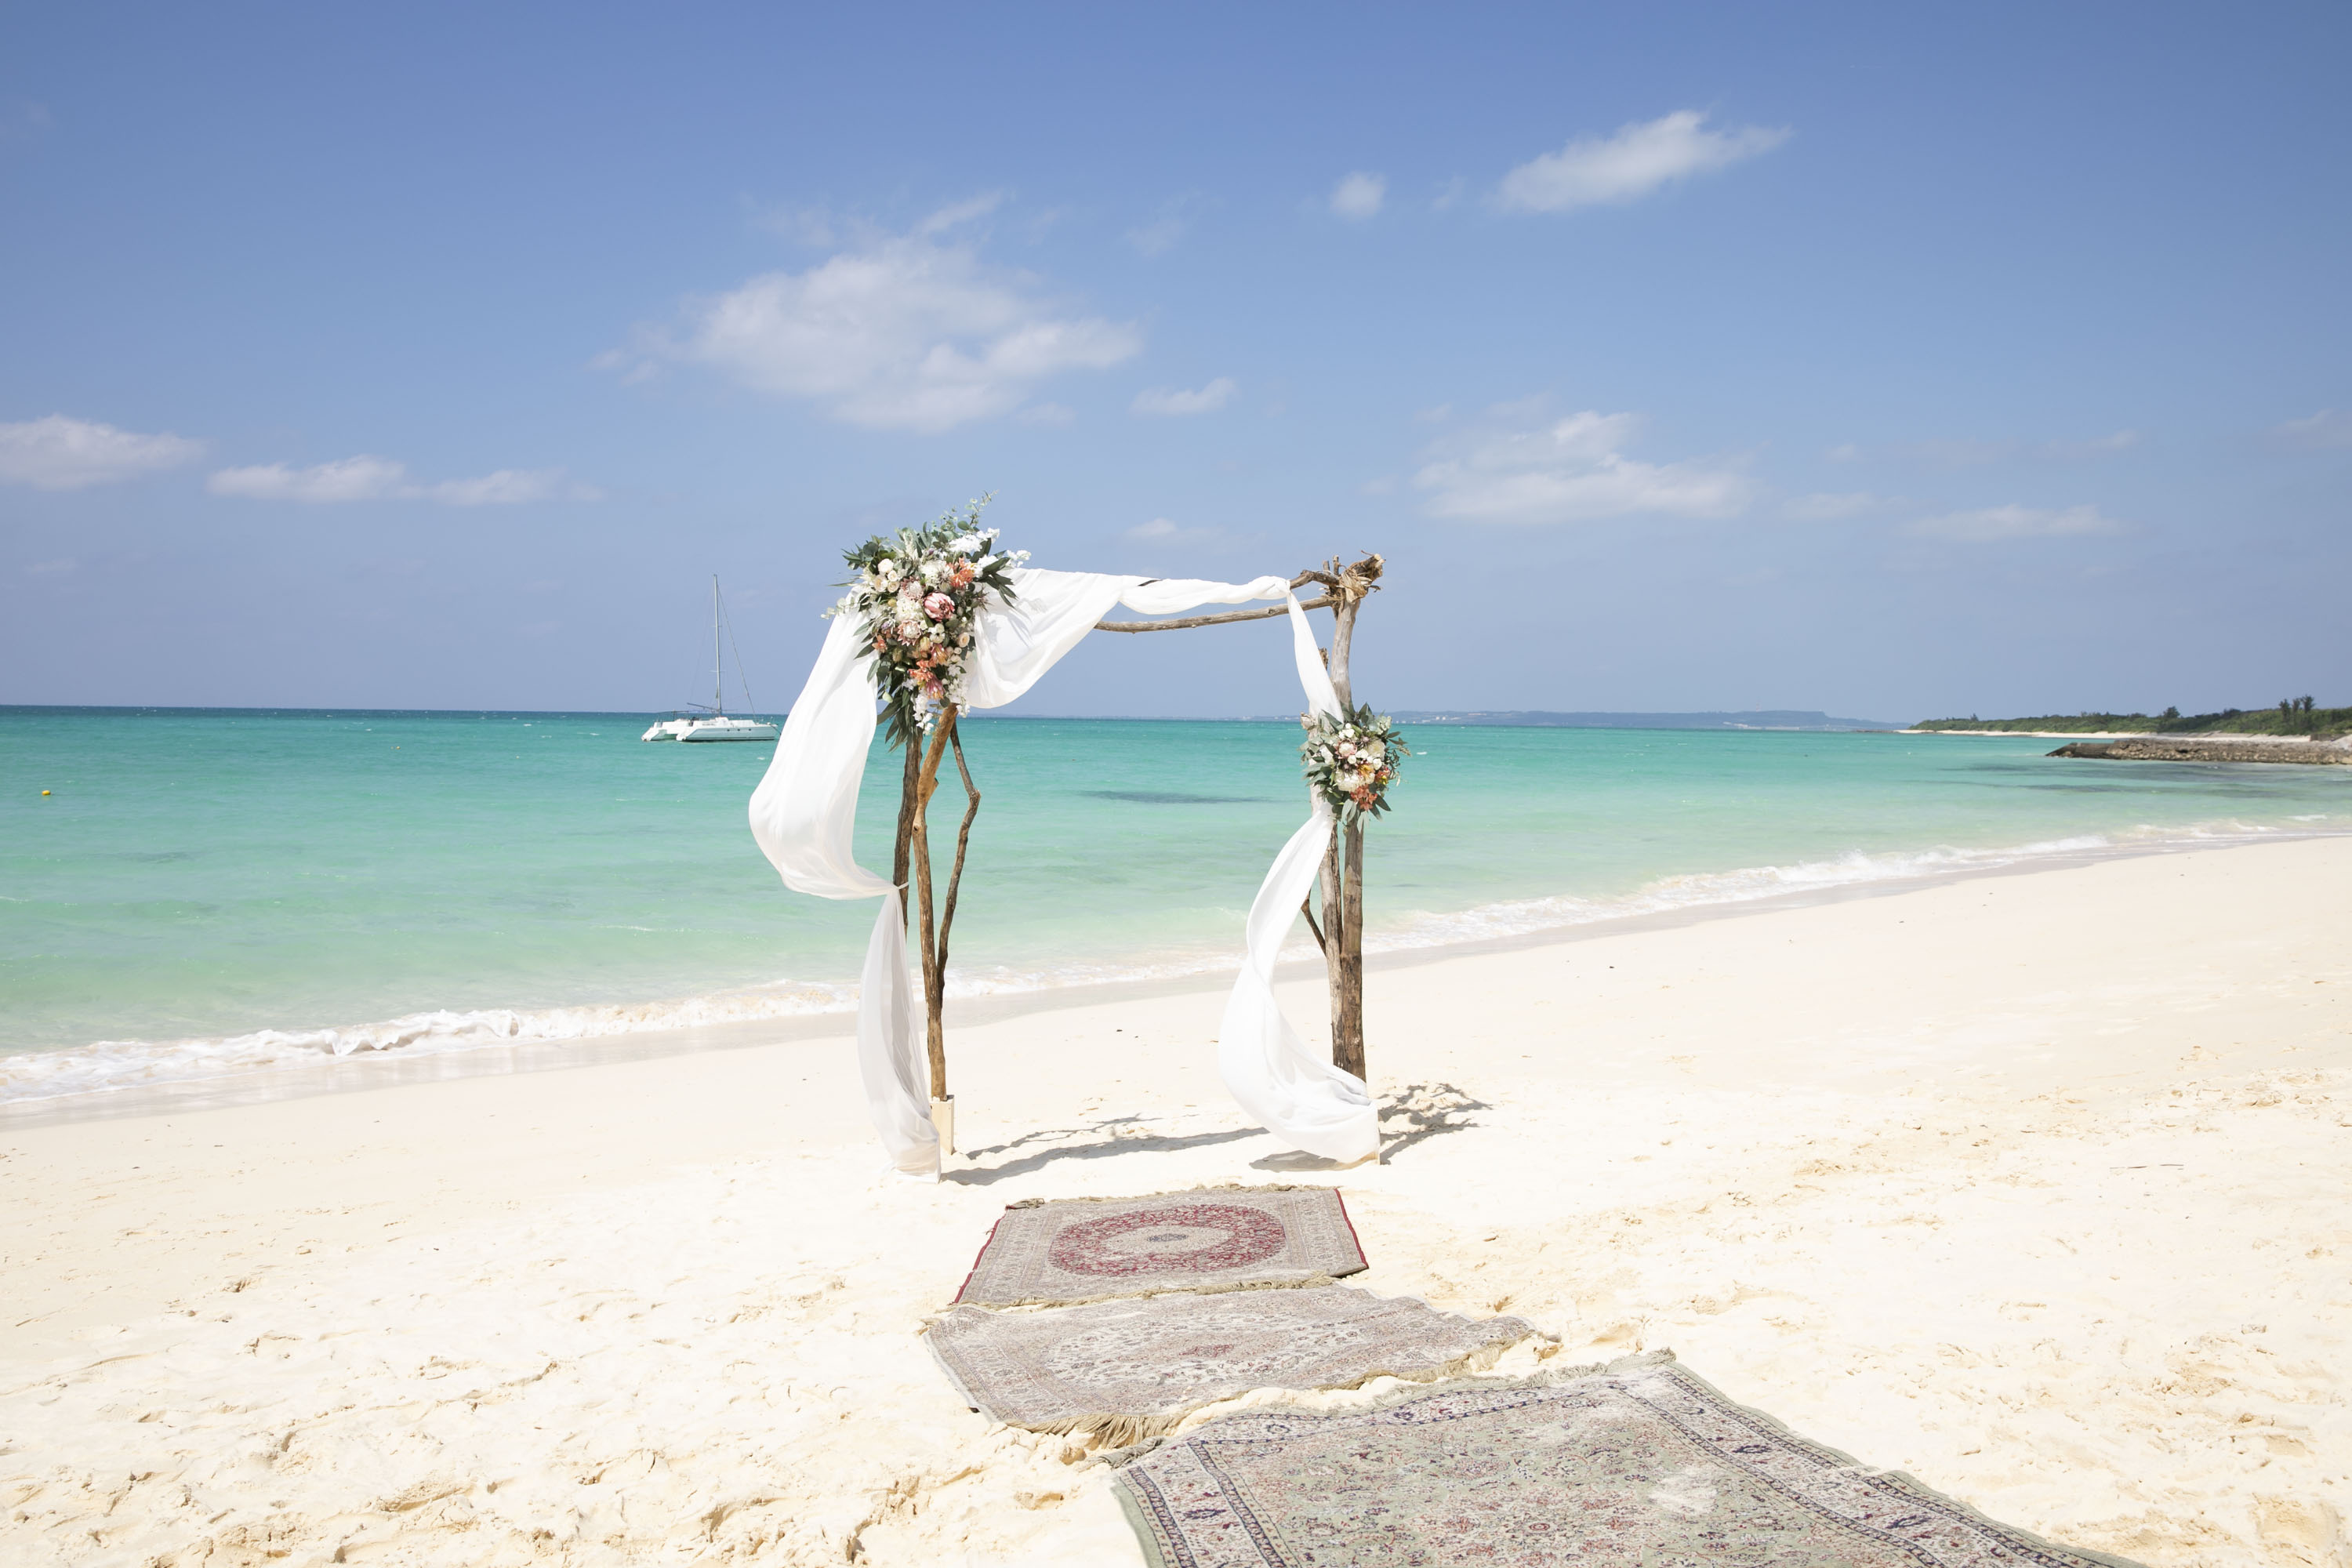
[3,706,2346,1098]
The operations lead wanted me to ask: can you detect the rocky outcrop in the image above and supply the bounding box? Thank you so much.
[2049,739,2351,765]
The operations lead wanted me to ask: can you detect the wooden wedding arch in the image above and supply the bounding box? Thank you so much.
[887,553,1385,1141]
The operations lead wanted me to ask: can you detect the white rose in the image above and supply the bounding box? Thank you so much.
[948,534,982,554]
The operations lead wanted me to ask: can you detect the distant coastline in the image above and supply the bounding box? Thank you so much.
[1911,702,2347,742]
[1392,709,1901,731]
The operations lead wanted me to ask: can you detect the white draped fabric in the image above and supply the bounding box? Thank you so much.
[748,566,1379,1178]
[1216,599,1381,1163]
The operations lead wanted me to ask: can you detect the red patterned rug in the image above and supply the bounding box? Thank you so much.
[952,1186,1367,1308]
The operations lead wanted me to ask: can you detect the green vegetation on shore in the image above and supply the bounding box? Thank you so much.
[1916,696,2347,740]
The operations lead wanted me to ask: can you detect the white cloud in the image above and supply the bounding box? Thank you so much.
[1127,214,1186,256]
[626,200,1142,433]
[1016,402,1076,427]
[1132,377,1237,417]
[1829,430,2143,468]
[2050,429,2140,458]
[0,415,204,490]
[428,469,599,506]
[23,557,75,576]
[1414,401,1755,524]
[1780,491,1893,521]
[208,456,594,505]
[1497,111,1790,213]
[1126,194,1206,257]
[1125,517,1225,547]
[1329,172,1385,220]
[1904,503,2125,542]
[209,456,411,503]
[2274,408,2352,449]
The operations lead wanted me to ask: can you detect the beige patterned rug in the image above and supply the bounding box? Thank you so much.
[1116,1354,2146,1568]
[927,1285,1534,1442]
[952,1186,1367,1308]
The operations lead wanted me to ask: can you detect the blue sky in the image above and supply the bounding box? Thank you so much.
[3,2,2347,721]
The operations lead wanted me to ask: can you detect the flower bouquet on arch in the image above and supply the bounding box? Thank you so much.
[1300,703,1406,825]
[826,497,1027,748]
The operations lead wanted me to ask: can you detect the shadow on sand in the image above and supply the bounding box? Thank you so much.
[943,1117,1264,1185]
[946,1081,1490,1185]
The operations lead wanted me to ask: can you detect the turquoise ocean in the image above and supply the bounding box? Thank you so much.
[5,706,2347,1102]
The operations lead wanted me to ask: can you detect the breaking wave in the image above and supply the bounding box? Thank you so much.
[2,816,2328,1105]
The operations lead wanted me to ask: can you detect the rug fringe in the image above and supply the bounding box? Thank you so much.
[1092,1346,1668,1468]
[1002,1182,1333,1212]
[938,1272,1345,1316]
[940,1319,1552,1460]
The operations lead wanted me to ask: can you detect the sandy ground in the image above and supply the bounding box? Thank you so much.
[3,837,2349,1566]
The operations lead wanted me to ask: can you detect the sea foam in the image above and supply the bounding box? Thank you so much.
[1,818,2307,1106]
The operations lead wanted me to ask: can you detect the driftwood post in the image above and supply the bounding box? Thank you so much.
[1095,553,1384,1080]
[891,706,981,1149]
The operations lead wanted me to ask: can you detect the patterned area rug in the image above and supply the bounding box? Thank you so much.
[927,1286,1534,1441]
[953,1186,1367,1308]
[1116,1356,2145,1568]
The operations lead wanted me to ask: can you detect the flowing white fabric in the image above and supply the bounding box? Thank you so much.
[750,568,1290,1178]
[1214,596,1381,1163]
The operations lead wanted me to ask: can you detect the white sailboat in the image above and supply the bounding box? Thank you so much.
[642,578,782,742]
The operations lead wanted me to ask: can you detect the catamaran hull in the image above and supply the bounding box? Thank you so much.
[677,720,780,742]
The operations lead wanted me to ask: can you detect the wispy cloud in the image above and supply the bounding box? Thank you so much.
[1414,400,1755,524]
[0,100,50,148]
[0,415,205,490]
[1328,172,1385,220]
[1904,503,2125,542]
[1126,194,1207,257]
[1497,111,1789,214]
[2272,408,2352,450]
[1780,490,1896,521]
[427,470,601,506]
[208,456,596,505]
[1831,430,2141,469]
[1132,377,1237,417]
[1125,517,1227,548]
[615,198,1141,434]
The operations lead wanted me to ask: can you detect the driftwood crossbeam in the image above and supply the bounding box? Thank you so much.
[891,554,1385,1149]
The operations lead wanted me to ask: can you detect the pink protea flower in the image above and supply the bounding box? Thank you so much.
[923,591,955,621]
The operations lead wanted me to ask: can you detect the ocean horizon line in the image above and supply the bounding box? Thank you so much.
[0,702,1907,731]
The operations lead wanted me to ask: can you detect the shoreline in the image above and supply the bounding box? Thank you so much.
[1902,727,2350,746]
[3,834,2346,1564]
[7,820,2343,1131]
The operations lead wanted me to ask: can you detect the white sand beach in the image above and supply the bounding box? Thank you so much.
[4,836,2348,1566]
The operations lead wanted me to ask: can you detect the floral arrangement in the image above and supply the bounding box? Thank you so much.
[828,498,1026,746]
[1300,703,1406,825]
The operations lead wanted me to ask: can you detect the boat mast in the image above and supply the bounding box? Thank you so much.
[711,575,724,717]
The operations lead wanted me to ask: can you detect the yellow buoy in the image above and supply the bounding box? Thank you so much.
[42,789,52,795]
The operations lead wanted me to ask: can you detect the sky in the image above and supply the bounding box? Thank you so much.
[2,1,2347,723]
